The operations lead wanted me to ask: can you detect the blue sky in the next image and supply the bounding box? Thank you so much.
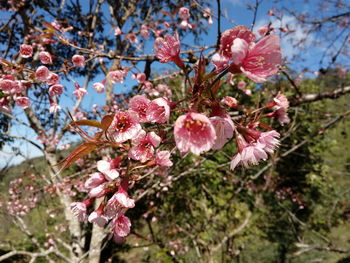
[1,0,348,167]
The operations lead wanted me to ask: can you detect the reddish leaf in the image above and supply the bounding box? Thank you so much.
[72,119,102,128]
[259,122,273,131]
[159,10,173,17]
[55,142,99,172]
[101,114,114,131]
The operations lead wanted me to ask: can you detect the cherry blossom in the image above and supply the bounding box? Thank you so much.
[35,66,50,82]
[72,55,85,68]
[39,51,52,64]
[155,150,173,167]
[109,110,142,143]
[128,130,161,163]
[128,94,150,123]
[20,44,33,58]
[92,82,105,93]
[15,96,31,109]
[210,116,235,150]
[174,112,216,155]
[154,32,185,68]
[146,97,171,123]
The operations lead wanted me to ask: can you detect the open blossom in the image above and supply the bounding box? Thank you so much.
[0,79,16,93]
[140,24,149,38]
[179,7,190,20]
[73,87,88,99]
[129,130,161,163]
[88,211,109,227]
[132,73,146,84]
[146,98,170,123]
[273,93,289,109]
[49,84,63,96]
[108,69,128,84]
[92,82,105,93]
[237,35,281,82]
[230,129,280,170]
[72,55,85,67]
[85,172,106,189]
[221,96,238,108]
[20,44,33,58]
[39,51,52,64]
[97,159,119,181]
[111,214,131,242]
[217,26,281,82]
[212,52,230,72]
[155,150,173,167]
[47,73,59,86]
[210,116,235,150]
[203,7,213,25]
[109,110,141,143]
[257,130,280,153]
[154,33,184,68]
[114,26,122,36]
[126,33,138,44]
[174,112,216,155]
[114,192,135,209]
[49,102,61,113]
[70,201,88,222]
[129,95,150,123]
[35,66,50,82]
[230,134,267,170]
[15,96,31,109]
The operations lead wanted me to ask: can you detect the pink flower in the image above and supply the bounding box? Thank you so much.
[97,159,119,181]
[258,25,269,36]
[114,27,122,36]
[210,116,235,150]
[35,66,50,82]
[0,79,15,93]
[273,93,289,109]
[271,108,290,125]
[203,7,213,25]
[89,184,106,198]
[129,95,150,123]
[47,73,59,86]
[220,26,256,59]
[73,88,88,99]
[15,96,30,109]
[221,96,238,108]
[146,98,171,123]
[49,84,63,96]
[237,80,246,89]
[174,112,216,155]
[126,33,138,44]
[72,55,85,68]
[39,51,52,64]
[109,110,142,143]
[230,38,249,65]
[20,44,33,58]
[85,172,106,189]
[49,102,61,113]
[179,7,190,20]
[212,52,230,72]
[155,150,173,167]
[140,24,149,38]
[111,214,131,242]
[114,192,135,208]
[239,35,282,82]
[92,82,105,93]
[88,211,108,227]
[128,130,161,163]
[257,130,280,153]
[154,33,184,68]
[132,73,146,83]
[180,20,192,30]
[230,134,267,170]
[107,70,128,84]
[70,201,89,222]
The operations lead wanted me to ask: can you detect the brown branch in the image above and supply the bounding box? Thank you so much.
[290,86,350,106]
